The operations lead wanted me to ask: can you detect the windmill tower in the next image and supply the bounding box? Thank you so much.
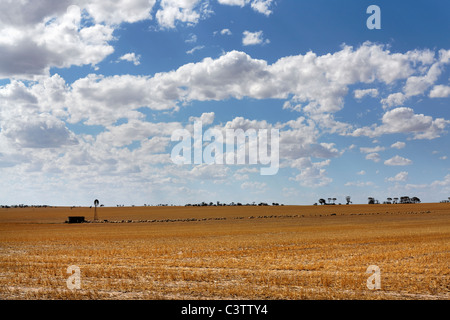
[94,199,99,221]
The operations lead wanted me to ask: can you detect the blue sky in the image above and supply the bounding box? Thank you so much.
[0,0,449,206]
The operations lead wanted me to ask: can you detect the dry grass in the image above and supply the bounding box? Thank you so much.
[0,203,449,300]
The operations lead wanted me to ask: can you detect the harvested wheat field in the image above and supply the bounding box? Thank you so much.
[0,203,449,300]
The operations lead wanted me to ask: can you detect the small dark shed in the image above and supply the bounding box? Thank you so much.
[67,216,85,224]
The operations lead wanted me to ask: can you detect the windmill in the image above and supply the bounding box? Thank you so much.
[94,199,99,221]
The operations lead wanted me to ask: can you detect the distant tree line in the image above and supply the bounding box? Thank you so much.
[440,197,450,203]
[0,204,52,208]
[370,196,421,204]
[316,198,340,205]
[112,202,285,207]
[184,201,283,207]
[316,195,424,205]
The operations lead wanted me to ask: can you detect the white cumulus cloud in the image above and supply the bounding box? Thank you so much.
[354,88,379,99]
[217,0,274,16]
[118,53,141,65]
[429,85,450,98]
[0,4,114,79]
[384,155,413,166]
[155,0,211,29]
[386,171,409,182]
[351,107,450,140]
[391,141,406,149]
[242,30,270,46]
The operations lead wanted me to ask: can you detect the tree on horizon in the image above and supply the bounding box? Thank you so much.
[345,196,351,205]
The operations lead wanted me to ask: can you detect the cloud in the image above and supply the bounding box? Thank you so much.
[288,158,332,187]
[66,74,164,125]
[391,141,406,149]
[0,0,74,28]
[276,117,341,160]
[354,88,379,99]
[241,181,267,191]
[360,146,385,153]
[236,167,259,174]
[0,4,114,79]
[118,53,141,65]
[0,80,38,104]
[1,42,449,194]
[217,0,249,6]
[233,173,249,181]
[242,31,270,46]
[380,50,450,107]
[357,170,366,175]
[384,155,413,166]
[169,42,433,115]
[429,85,450,98]
[159,50,272,103]
[351,107,450,140]
[171,164,230,181]
[155,0,211,29]
[0,71,341,184]
[220,28,232,36]
[250,0,274,16]
[365,153,381,163]
[185,33,197,43]
[82,0,157,25]
[386,171,409,182]
[1,43,447,202]
[2,113,78,148]
[213,28,232,37]
[6,43,449,125]
[217,0,274,16]
[189,112,215,126]
[96,119,182,147]
[5,42,447,178]
[282,101,302,112]
[222,116,271,131]
[401,174,450,198]
[344,181,374,187]
[431,174,450,187]
[186,45,205,55]
[0,75,78,150]
[381,92,406,108]
[402,62,443,98]
[273,43,435,114]
[0,0,276,79]
[202,115,337,187]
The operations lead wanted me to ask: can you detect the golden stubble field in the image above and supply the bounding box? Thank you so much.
[0,203,449,300]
